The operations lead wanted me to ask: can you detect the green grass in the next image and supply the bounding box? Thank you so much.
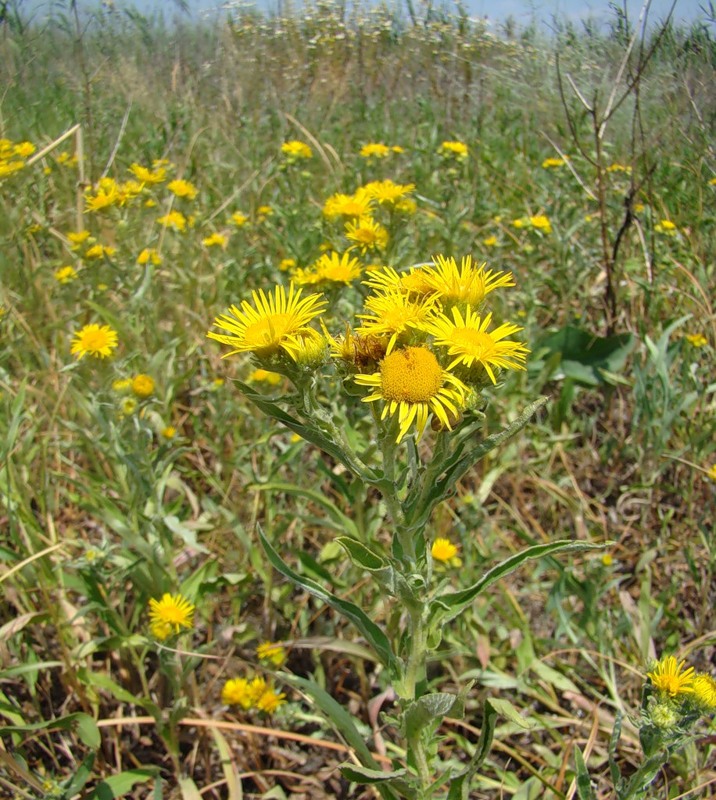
[0,1,715,798]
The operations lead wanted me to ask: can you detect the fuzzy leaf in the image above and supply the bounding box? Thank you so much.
[258,526,398,672]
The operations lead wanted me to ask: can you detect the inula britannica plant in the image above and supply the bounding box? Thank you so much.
[208,254,601,798]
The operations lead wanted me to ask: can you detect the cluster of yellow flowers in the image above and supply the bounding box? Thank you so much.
[0,138,36,178]
[512,214,553,235]
[646,655,716,730]
[208,251,529,444]
[438,140,469,160]
[359,142,405,159]
[221,675,287,714]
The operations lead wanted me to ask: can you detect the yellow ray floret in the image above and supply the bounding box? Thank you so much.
[647,655,695,698]
[208,283,327,358]
[355,345,467,442]
[424,254,515,306]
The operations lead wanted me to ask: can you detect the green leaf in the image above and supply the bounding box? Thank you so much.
[404,398,548,533]
[282,674,381,772]
[336,536,387,571]
[61,753,95,796]
[234,381,376,480]
[574,746,596,800]
[489,698,535,730]
[253,482,362,540]
[403,693,458,738]
[75,713,101,748]
[86,769,158,799]
[0,712,99,749]
[434,540,606,624]
[258,526,398,673]
[447,698,497,800]
[340,764,407,784]
[178,777,203,800]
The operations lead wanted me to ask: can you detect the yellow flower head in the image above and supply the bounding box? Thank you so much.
[439,140,469,159]
[647,655,695,698]
[161,426,177,439]
[302,251,363,286]
[167,179,198,200]
[131,374,155,398]
[684,332,707,347]
[283,328,328,367]
[360,142,391,159]
[323,189,374,219]
[85,243,116,260]
[257,641,287,667]
[84,180,120,212]
[423,254,515,308]
[529,214,552,234]
[137,248,163,265]
[70,323,119,360]
[202,232,228,248]
[231,211,249,227]
[157,210,187,231]
[655,219,677,235]
[363,265,435,298]
[208,283,327,359]
[248,368,283,386]
[67,230,91,248]
[431,538,461,565]
[222,678,251,708]
[345,216,389,253]
[281,140,313,160]
[255,687,287,714]
[356,288,440,354]
[129,162,167,184]
[354,345,468,443]
[542,156,567,168]
[692,673,716,709]
[707,464,716,482]
[363,179,415,206]
[422,307,529,384]
[148,592,194,640]
[55,266,78,284]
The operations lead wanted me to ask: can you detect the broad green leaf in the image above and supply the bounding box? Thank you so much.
[75,713,101,748]
[258,526,398,672]
[433,540,605,624]
[86,769,158,799]
[403,693,458,738]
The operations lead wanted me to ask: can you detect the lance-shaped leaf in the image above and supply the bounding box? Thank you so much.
[339,764,415,798]
[258,526,399,673]
[446,698,497,800]
[235,380,377,481]
[404,398,549,533]
[403,692,460,739]
[432,540,606,625]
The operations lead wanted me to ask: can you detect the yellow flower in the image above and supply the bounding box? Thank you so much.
[161,426,177,439]
[542,156,567,168]
[345,216,389,253]
[283,328,327,367]
[67,230,91,249]
[655,219,677,235]
[222,678,252,708]
[422,307,529,384]
[148,593,194,641]
[601,553,614,567]
[529,214,552,234]
[248,368,283,386]
[692,673,716,709]
[431,538,461,565]
[323,189,374,219]
[685,332,707,347]
[423,254,515,308]
[438,140,469,159]
[356,288,440,354]
[606,163,631,173]
[279,257,296,272]
[231,211,249,227]
[84,244,116,259]
[512,218,526,228]
[208,283,327,359]
[706,464,716,482]
[363,265,435,297]
[281,140,313,160]
[257,205,273,216]
[137,248,162,265]
[13,141,35,158]
[55,266,78,284]
[363,179,415,206]
[257,641,287,667]
[354,345,468,443]
[85,181,119,212]
[647,655,695,698]
[360,142,391,159]
[482,235,498,247]
[202,232,228,248]
[167,178,198,200]
[255,687,287,714]
[70,323,119,360]
[131,374,155,398]
[129,163,167,184]
[120,397,137,416]
[157,211,187,231]
[295,251,362,286]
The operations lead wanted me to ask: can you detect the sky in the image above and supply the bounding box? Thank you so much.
[20,0,711,27]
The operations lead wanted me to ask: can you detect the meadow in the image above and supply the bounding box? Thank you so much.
[0,0,715,797]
